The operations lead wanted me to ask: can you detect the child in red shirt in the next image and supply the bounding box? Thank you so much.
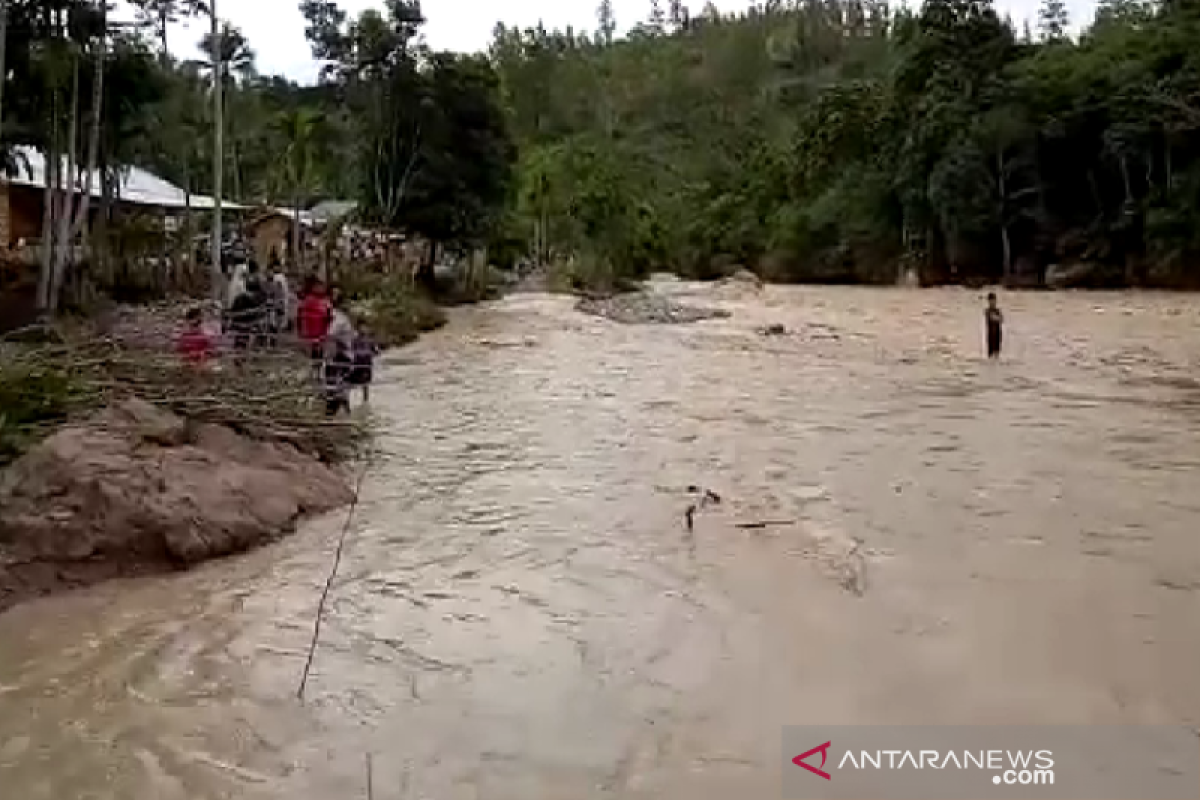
[176,307,214,366]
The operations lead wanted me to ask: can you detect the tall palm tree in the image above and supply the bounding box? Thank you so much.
[194,20,254,206]
[207,4,223,298]
[272,107,323,273]
[196,22,254,84]
[131,0,205,63]
[193,17,254,296]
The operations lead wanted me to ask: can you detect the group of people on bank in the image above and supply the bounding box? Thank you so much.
[175,262,378,416]
[295,276,379,415]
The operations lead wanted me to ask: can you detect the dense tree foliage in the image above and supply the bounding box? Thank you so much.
[297,0,515,277]
[0,0,515,309]
[491,0,1200,287]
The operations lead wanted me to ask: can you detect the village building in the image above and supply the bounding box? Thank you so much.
[0,146,241,256]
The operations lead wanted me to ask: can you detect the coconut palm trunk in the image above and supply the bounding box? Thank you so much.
[49,55,80,312]
[36,4,61,313]
[209,0,224,301]
[71,4,107,245]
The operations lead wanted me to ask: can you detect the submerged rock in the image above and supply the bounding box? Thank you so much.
[575,291,731,325]
[725,269,763,288]
[1046,262,1100,289]
[0,399,353,610]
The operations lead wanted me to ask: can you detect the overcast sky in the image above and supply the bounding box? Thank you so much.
[113,0,1099,85]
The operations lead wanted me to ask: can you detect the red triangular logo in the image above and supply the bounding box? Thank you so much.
[793,741,832,780]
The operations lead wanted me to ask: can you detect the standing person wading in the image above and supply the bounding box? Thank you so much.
[985,291,1005,359]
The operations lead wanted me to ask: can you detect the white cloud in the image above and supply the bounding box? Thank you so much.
[116,0,1100,84]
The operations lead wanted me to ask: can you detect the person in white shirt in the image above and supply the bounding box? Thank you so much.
[222,263,249,335]
[322,289,355,415]
[266,265,292,339]
[324,289,354,359]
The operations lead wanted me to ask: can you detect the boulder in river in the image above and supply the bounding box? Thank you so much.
[0,399,353,611]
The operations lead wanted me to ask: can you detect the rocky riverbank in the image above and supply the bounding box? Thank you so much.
[0,399,353,613]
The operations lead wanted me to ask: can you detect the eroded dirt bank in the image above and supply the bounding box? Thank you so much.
[0,399,353,612]
[0,284,1198,799]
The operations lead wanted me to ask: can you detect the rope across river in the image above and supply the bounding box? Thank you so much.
[297,442,377,700]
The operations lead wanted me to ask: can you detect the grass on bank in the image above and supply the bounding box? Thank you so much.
[338,271,448,347]
[0,347,93,466]
[366,283,448,347]
[543,254,643,295]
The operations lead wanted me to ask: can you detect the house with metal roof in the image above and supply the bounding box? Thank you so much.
[0,147,245,251]
[307,200,357,224]
[6,146,240,210]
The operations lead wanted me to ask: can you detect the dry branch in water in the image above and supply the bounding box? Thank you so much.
[733,520,796,529]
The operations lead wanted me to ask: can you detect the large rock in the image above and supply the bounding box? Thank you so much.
[0,399,353,607]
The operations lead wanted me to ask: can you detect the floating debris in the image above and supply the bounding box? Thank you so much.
[683,486,723,530]
[733,519,796,530]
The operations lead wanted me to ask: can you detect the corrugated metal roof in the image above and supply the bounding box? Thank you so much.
[6,146,244,210]
[309,200,357,220]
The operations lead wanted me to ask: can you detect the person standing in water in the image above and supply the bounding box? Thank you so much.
[985,292,1004,359]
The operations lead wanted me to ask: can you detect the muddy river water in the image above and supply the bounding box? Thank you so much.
[2,282,1199,799]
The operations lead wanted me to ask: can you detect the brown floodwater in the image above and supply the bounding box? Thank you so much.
[1,282,1199,799]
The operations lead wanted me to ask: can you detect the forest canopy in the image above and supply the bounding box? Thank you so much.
[487,0,1200,287]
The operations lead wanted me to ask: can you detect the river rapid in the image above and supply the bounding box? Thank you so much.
[1,281,1198,799]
